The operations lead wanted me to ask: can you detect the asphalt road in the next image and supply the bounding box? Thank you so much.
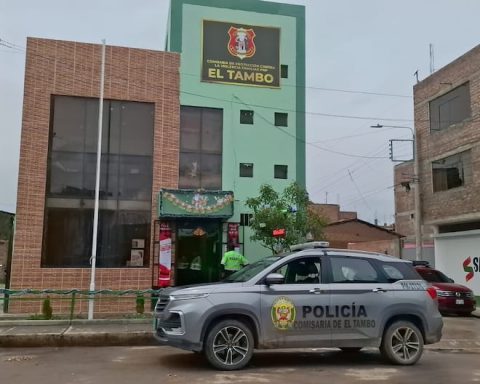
[1,346,480,384]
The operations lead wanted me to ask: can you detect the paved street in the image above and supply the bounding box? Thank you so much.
[1,345,480,384]
[1,316,479,383]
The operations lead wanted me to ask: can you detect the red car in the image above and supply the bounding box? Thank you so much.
[414,264,476,316]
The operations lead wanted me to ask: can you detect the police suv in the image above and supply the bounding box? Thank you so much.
[154,242,443,370]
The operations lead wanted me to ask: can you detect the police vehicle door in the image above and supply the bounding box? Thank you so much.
[260,256,331,348]
[325,254,393,346]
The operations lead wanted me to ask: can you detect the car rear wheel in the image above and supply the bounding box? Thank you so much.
[380,320,424,365]
[204,319,254,370]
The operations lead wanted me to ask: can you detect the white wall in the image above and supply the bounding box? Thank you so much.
[434,230,480,296]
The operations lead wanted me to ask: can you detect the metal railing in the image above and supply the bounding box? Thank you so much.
[0,288,163,320]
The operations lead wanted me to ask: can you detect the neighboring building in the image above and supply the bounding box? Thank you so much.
[324,218,403,257]
[10,38,180,313]
[164,0,305,273]
[393,162,434,263]
[309,203,357,224]
[396,43,480,296]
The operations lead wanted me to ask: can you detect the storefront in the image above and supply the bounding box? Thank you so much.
[155,189,236,287]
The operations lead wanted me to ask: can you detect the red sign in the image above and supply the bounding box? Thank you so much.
[158,223,172,287]
[273,229,286,238]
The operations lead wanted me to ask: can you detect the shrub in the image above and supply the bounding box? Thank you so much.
[136,295,145,314]
[42,296,53,320]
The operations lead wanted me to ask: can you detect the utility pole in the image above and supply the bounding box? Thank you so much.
[371,124,422,261]
[413,130,422,261]
[88,39,106,320]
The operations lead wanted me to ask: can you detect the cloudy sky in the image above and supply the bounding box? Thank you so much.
[1,0,479,224]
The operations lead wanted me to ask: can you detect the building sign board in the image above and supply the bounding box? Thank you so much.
[202,20,280,88]
[434,230,480,296]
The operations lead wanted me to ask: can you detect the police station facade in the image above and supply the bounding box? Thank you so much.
[10,0,305,313]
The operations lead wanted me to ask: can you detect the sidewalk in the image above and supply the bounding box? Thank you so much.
[0,318,155,347]
[0,313,479,349]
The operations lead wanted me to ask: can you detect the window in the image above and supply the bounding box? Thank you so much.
[432,150,471,192]
[240,110,254,124]
[240,213,253,226]
[381,262,419,282]
[43,96,154,268]
[430,83,471,131]
[179,106,223,189]
[274,165,288,179]
[330,257,379,283]
[240,163,253,178]
[416,268,451,283]
[281,65,288,79]
[274,257,321,284]
[274,112,288,127]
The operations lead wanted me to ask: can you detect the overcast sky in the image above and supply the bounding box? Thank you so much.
[1,0,479,224]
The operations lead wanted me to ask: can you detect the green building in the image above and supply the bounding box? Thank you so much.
[165,0,305,273]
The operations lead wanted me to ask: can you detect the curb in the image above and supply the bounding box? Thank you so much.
[0,331,157,348]
[0,318,153,327]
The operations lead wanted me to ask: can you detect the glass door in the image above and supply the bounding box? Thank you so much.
[175,220,222,286]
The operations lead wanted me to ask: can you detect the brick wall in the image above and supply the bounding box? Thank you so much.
[325,220,401,252]
[347,240,400,257]
[10,38,180,314]
[309,203,357,224]
[414,44,480,226]
[394,161,415,238]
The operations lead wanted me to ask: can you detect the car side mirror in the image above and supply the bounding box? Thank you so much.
[265,273,285,286]
[448,278,455,283]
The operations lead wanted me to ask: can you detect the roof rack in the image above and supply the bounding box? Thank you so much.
[290,241,330,251]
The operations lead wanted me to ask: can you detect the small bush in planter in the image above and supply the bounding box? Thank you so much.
[42,296,53,320]
[136,295,145,314]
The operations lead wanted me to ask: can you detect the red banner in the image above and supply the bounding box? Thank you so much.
[158,223,172,287]
[228,223,239,247]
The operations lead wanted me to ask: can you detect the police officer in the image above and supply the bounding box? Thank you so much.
[221,244,248,278]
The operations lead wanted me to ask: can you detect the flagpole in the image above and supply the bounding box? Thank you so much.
[88,39,106,320]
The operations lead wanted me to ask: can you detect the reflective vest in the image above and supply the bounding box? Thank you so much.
[221,251,248,271]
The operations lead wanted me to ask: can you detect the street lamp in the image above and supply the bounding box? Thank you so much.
[371,123,422,261]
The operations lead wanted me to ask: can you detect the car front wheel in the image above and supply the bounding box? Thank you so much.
[204,319,254,370]
[380,320,424,365]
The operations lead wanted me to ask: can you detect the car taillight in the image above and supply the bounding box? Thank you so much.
[427,287,437,300]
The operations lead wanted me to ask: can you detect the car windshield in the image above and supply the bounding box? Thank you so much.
[223,256,281,283]
[417,268,451,283]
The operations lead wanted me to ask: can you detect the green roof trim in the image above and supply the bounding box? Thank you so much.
[158,189,234,218]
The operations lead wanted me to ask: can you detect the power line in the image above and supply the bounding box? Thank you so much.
[310,128,393,144]
[0,38,416,123]
[180,71,412,98]
[348,169,374,214]
[1,38,412,99]
[309,143,389,195]
[233,94,389,160]
[6,37,480,127]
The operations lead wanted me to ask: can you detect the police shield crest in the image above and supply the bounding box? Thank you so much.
[227,27,256,60]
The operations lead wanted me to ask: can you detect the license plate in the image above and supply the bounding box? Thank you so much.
[456,299,464,305]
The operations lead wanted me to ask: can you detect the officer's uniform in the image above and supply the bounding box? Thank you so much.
[221,249,248,277]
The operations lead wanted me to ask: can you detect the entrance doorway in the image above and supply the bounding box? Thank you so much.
[175,220,222,286]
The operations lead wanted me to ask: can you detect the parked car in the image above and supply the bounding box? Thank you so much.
[414,263,476,316]
[154,242,443,370]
